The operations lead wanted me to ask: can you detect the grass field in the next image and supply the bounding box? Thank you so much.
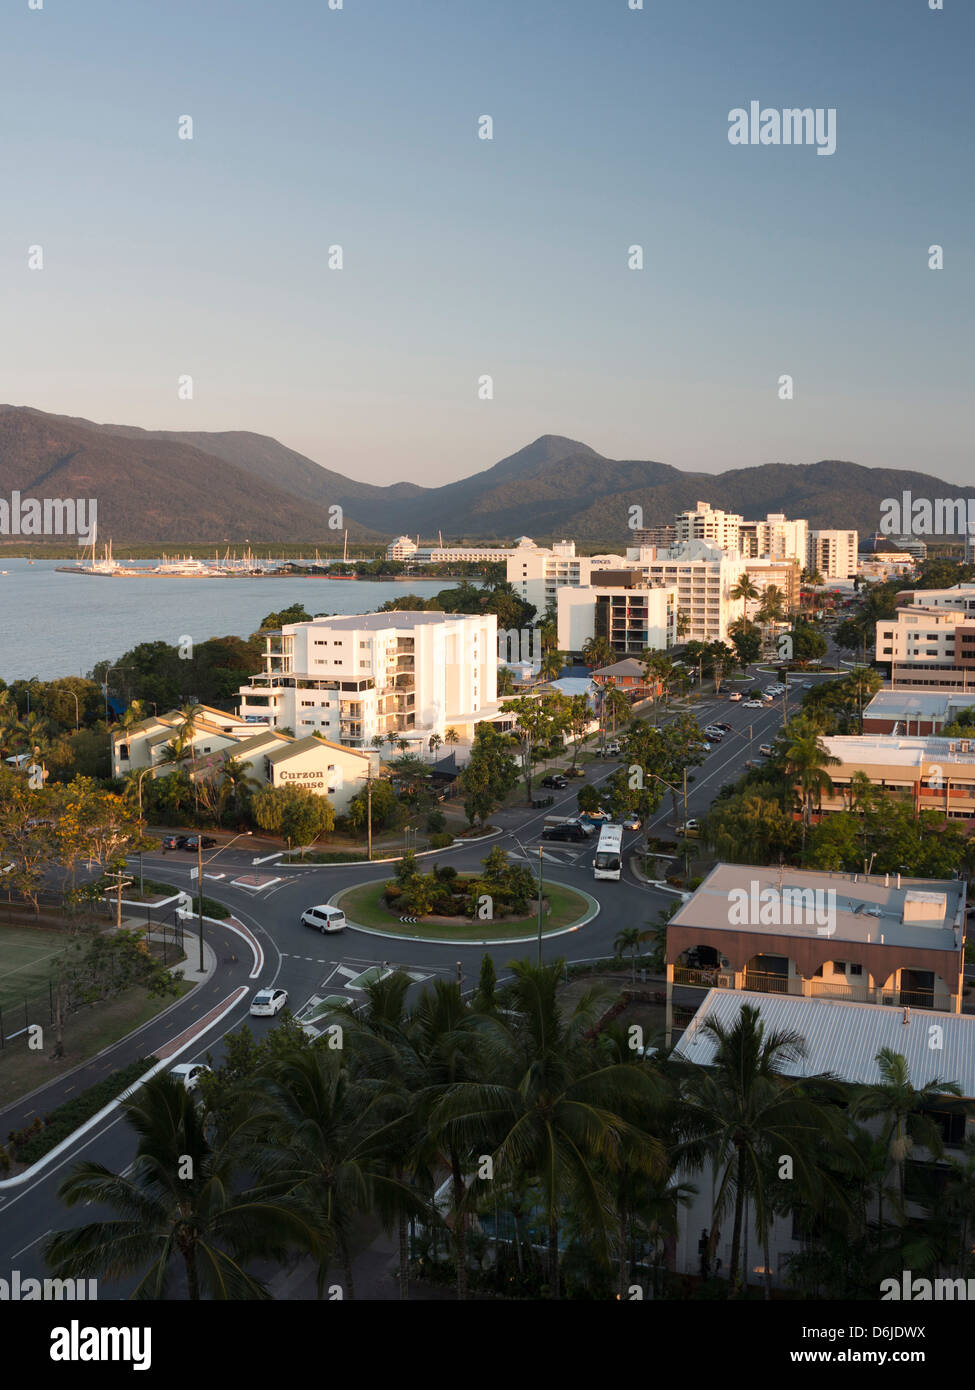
[0,925,74,1012]
[336,879,593,941]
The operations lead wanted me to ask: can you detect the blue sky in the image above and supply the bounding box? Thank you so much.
[1,0,971,488]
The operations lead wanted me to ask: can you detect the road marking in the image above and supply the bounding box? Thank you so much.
[11,1230,51,1260]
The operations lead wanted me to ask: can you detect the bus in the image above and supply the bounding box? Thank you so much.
[593,823,623,881]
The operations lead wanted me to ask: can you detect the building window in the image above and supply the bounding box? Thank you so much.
[849,963,863,977]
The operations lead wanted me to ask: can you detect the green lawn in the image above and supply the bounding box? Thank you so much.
[336,878,593,941]
[0,924,75,1013]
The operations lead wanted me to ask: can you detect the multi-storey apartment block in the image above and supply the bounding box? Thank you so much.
[876,606,975,690]
[237,611,497,749]
[808,528,858,579]
[674,501,743,551]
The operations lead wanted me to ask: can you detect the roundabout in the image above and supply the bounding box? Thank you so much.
[331,876,599,945]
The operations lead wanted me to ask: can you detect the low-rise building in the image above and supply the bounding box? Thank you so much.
[666,863,966,1020]
[112,706,270,779]
[862,688,975,736]
[810,733,975,824]
[876,605,975,690]
[672,991,975,1291]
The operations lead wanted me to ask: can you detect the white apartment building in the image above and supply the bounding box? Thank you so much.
[112,706,271,780]
[506,537,591,616]
[237,611,497,750]
[674,501,742,551]
[557,583,677,656]
[738,512,808,565]
[895,584,975,616]
[808,529,858,579]
[387,536,419,561]
[876,606,975,690]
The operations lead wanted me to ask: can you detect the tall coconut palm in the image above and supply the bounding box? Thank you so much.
[781,715,840,852]
[852,1048,962,1221]
[730,574,761,626]
[581,636,615,672]
[252,1048,412,1300]
[613,926,652,983]
[44,1073,314,1298]
[756,586,786,653]
[433,960,662,1299]
[678,1003,849,1298]
[538,649,566,685]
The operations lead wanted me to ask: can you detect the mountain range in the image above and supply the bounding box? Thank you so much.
[0,405,970,546]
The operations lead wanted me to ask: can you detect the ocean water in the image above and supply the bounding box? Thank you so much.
[0,559,454,682]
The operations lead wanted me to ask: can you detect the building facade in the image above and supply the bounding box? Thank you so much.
[237,611,497,750]
[808,529,858,579]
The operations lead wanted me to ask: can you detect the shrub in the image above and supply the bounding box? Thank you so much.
[191,894,230,920]
[425,809,447,834]
[11,1057,158,1166]
[384,882,403,904]
[428,832,454,849]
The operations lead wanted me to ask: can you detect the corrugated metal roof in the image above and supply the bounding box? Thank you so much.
[674,990,975,1095]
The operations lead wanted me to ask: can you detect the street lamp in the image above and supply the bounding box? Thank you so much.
[509,835,546,966]
[196,831,253,973]
[133,767,153,895]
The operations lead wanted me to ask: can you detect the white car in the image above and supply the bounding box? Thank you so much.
[604,741,621,756]
[301,905,347,933]
[171,1063,211,1091]
[728,691,742,701]
[250,987,288,1017]
[743,700,764,709]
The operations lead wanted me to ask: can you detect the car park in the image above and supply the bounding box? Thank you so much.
[540,774,567,789]
[250,987,288,1017]
[301,905,347,933]
[171,1062,211,1090]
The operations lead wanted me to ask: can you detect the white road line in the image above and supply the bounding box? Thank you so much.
[11,1230,51,1260]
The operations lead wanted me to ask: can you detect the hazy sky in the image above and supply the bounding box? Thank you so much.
[2,0,971,487]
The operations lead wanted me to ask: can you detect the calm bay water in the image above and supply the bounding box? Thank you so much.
[0,559,453,682]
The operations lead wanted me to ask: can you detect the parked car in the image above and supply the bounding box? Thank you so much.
[160,835,182,850]
[714,722,733,732]
[171,1062,211,1091]
[540,774,568,789]
[743,700,764,709]
[301,905,347,933]
[676,819,700,838]
[728,691,743,701]
[250,987,288,1017]
[604,741,621,756]
[580,809,611,824]
[181,835,217,851]
[565,766,587,777]
[759,743,774,756]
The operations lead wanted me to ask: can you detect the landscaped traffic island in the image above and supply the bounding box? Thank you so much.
[334,847,595,942]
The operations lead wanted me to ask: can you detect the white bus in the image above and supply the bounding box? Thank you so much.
[593,823,623,881]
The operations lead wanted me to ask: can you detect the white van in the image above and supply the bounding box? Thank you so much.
[301,904,347,934]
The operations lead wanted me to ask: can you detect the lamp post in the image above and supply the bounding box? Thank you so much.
[510,834,545,966]
[134,767,153,895]
[196,831,252,973]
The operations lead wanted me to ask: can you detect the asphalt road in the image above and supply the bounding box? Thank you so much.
[0,664,830,1295]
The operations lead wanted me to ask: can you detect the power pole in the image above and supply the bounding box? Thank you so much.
[367,776,373,861]
[104,867,133,929]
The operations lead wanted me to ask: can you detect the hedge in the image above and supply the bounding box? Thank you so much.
[9,1056,158,1165]
[191,894,230,920]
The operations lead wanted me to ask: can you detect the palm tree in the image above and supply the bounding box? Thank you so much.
[253,1048,413,1300]
[538,649,566,685]
[428,733,443,758]
[602,685,630,736]
[730,574,761,626]
[220,756,260,816]
[675,609,691,643]
[756,586,786,653]
[581,636,615,671]
[45,1073,314,1298]
[443,728,459,746]
[853,1048,962,1221]
[678,1003,850,1298]
[613,926,651,982]
[781,716,840,852]
[434,960,662,1298]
